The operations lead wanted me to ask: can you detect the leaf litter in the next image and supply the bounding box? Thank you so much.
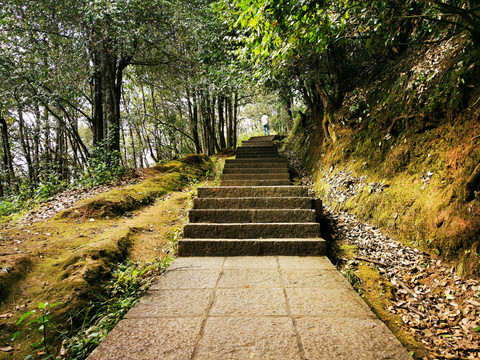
[285,149,480,360]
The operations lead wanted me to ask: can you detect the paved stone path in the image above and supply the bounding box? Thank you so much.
[88,136,412,360]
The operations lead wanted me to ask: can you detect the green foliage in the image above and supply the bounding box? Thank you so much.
[79,142,125,187]
[342,268,363,293]
[13,302,62,360]
[61,230,179,359]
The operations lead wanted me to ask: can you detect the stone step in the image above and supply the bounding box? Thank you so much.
[183,223,321,239]
[237,148,278,157]
[223,163,287,170]
[221,173,290,180]
[189,209,316,223]
[197,186,308,198]
[178,238,326,256]
[248,135,275,141]
[220,179,291,186]
[235,153,280,159]
[193,197,314,210]
[241,142,276,147]
[236,147,278,152]
[222,168,289,174]
[225,158,286,165]
[236,154,280,159]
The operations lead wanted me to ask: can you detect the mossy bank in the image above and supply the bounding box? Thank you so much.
[0,154,213,359]
[285,37,480,277]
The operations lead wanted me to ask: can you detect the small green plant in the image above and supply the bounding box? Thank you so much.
[62,230,178,359]
[79,141,124,187]
[342,268,363,293]
[13,302,62,360]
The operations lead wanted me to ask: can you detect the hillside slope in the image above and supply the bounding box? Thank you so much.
[287,36,480,277]
[0,155,213,359]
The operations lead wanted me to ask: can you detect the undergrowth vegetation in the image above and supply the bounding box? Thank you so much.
[60,229,180,360]
[284,38,480,277]
[0,154,215,359]
[0,146,128,219]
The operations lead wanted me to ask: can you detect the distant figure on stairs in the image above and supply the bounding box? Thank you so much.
[261,114,270,135]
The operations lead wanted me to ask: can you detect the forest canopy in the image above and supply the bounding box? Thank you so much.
[0,0,249,209]
[1,0,479,213]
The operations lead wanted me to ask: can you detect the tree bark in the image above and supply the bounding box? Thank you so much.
[218,94,226,149]
[17,106,35,187]
[233,91,238,147]
[187,85,202,153]
[0,117,18,193]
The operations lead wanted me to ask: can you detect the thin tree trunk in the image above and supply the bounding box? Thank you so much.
[187,86,201,153]
[233,91,238,147]
[92,51,104,146]
[17,106,35,187]
[218,94,226,149]
[0,117,18,193]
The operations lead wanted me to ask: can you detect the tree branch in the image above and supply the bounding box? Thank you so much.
[145,113,195,142]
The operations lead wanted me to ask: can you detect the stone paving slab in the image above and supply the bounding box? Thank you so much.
[195,317,301,360]
[88,256,412,360]
[87,317,202,360]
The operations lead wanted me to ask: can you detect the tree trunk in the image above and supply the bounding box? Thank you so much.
[233,91,238,147]
[18,106,35,187]
[92,51,104,146]
[187,86,202,153]
[0,117,17,193]
[226,96,234,148]
[318,89,338,142]
[285,97,293,133]
[218,94,226,149]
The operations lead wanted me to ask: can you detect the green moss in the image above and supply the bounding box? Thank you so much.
[0,256,33,300]
[357,264,427,359]
[57,155,212,220]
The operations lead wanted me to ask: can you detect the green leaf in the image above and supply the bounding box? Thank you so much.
[474,326,480,332]
[12,330,24,341]
[15,310,36,325]
[31,339,44,348]
[37,302,46,309]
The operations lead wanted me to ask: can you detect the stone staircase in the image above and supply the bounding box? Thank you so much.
[87,135,413,360]
[179,135,326,257]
